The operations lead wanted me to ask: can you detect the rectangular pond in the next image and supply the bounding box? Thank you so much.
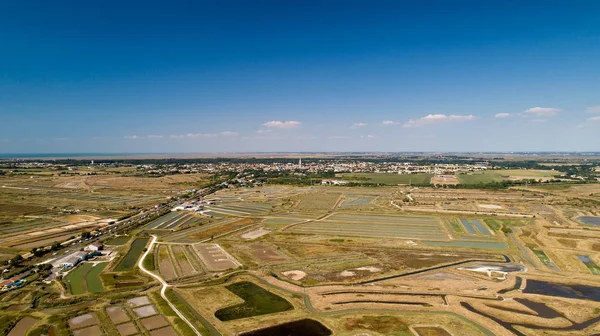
[578,216,600,226]
[460,219,476,234]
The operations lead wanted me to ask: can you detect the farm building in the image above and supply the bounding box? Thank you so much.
[52,251,89,268]
[85,242,104,251]
[0,277,24,291]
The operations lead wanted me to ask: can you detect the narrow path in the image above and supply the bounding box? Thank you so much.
[138,235,203,336]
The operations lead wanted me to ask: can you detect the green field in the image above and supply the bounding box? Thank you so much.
[65,262,108,294]
[105,236,131,246]
[85,263,108,293]
[215,282,293,321]
[338,173,432,185]
[114,238,149,272]
[65,263,94,295]
[290,213,448,240]
[456,172,504,184]
[496,169,560,177]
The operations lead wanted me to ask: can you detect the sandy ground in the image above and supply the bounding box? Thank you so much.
[282,270,307,280]
[241,227,271,240]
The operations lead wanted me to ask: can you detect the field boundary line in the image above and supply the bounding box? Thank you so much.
[138,235,203,336]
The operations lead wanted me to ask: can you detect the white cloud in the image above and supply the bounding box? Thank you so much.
[588,116,600,122]
[54,137,70,141]
[351,122,368,129]
[360,134,375,139]
[263,120,301,129]
[186,133,217,138]
[220,131,238,137]
[524,107,559,116]
[382,120,400,126]
[256,129,272,134]
[147,135,164,139]
[494,113,511,118]
[531,119,547,123]
[124,135,139,139]
[585,106,600,114]
[403,114,477,128]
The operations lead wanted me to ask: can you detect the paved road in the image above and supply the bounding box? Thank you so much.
[138,235,202,336]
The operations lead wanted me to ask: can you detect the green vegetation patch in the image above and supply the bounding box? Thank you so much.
[143,252,156,271]
[456,172,504,185]
[65,263,93,295]
[215,281,293,321]
[344,315,410,335]
[105,236,131,246]
[85,263,108,293]
[339,173,432,185]
[114,238,149,272]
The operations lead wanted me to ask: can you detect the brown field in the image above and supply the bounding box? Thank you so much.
[140,314,169,330]
[194,243,241,271]
[158,245,177,280]
[68,313,99,329]
[72,325,102,336]
[249,243,288,262]
[187,218,257,240]
[431,175,460,185]
[293,191,341,212]
[106,306,130,324]
[172,245,197,276]
[116,322,138,336]
[133,305,158,318]
[149,326,178,336]
[7,316,38,336]
[413,326,452,336]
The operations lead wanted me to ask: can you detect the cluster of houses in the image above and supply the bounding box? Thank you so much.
[0,277,25,291]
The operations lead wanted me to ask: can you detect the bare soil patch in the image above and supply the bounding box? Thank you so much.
[68,313,99,329]
[133,304,158,318]
[106,306,130,324]
[7,316,38,336]
[127,296,151,307]
[282,270,307,280]
[116,322,138,336]
[250,243,287,262]
[413,326,452,336]
[72,325,102,336]
[140,315,169,330]
[149,326,178,336]
[242,227,271,240]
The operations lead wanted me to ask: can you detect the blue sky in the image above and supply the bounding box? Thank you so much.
[1,1,600,153]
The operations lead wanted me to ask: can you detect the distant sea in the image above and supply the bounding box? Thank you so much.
[0,153,159,159]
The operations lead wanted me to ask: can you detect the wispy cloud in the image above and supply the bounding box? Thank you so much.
[494,113,511,118]
[360,134,375,139]
[169,131,237,139]
[185,133,218,138]
[124,135,139,139]
[329,135,349,139]
[588,116,600,122]
[351,122,367,129]
[263,120,301,129]
[403,114,477,128]
[381,120,401,126]
[585,106,600,114]
[531,119,547,123]
[524,107,559,116]
[256,129,272,134]
[54,137,70,141]
[147,135,164,139]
